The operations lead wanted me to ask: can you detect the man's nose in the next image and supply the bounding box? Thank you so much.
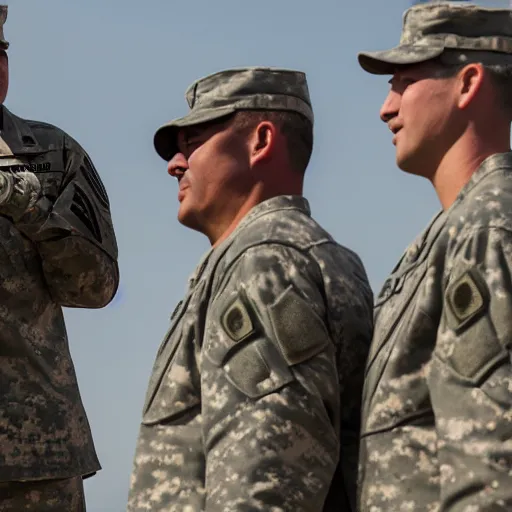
[168,153,189,177]
[380,90,400,124]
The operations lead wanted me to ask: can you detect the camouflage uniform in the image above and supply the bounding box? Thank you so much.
[0,477,85,511]
[128,68,373,511]
[358,4,512,511]
[0,5,119,510]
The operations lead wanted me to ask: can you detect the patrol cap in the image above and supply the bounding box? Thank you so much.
[153,67,313,161]
[0,6,9,50]
[358,3,512,75]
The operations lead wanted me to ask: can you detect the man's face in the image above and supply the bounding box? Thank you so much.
[380,62,460,178]
[0,50,8,104]
[167,118,251,234]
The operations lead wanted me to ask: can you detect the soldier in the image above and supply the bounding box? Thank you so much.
[0,6,119,511]
[127,67,373,511]
[357,2,512,511]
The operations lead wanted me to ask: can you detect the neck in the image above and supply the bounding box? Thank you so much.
[208,179,303,247]
[432,127,510,210]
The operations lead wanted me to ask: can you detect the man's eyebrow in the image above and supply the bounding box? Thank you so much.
[184,128,203,139]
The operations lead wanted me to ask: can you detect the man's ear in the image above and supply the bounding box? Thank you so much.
[457,63,484,110]
[249,121,277,166]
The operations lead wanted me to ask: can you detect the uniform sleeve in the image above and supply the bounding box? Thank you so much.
[430,227,512,511]
[314,243,373,512]
[12,134,119,308]
[201,243,341,511]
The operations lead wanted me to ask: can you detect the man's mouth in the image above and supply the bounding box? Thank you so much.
[177,180,190,201]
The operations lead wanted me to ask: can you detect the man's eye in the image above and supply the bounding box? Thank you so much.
[186,139,202,149]
[389,77,415,87]
[398,76,418,87]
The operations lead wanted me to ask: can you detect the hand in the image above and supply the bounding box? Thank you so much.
[0,170,41,221]
[0,170,14,205]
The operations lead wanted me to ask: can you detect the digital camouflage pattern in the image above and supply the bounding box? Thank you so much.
[153,67,313,160]
[0,477,85,511]
[359,153,512,510]
[128,196,373,511]
[0,105,119,482]
[358,2,512,75]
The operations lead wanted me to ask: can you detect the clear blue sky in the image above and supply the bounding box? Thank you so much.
[5,0,511,510]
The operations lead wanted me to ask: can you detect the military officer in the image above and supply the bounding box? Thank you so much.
[127,67,373,511]
[0,6,119,511]
[358,3,512,510]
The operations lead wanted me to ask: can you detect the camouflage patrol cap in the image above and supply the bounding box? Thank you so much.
[153,67,313,161]
[358,3,512,75]
[0,6,8,50]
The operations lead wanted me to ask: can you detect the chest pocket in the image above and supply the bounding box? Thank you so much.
[366,211,446,375]
[368,259,427,369]
[141,282,205,426]
[362,257,438,434]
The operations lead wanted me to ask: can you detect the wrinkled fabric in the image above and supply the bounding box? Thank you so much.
[0,105,119,481]
[0,477,85,511]
[128,195,373,511]
[359,152,512,511]
[358,3,512,75]
[154,67,313,161]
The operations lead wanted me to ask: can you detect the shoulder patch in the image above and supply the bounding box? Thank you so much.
[71,185,102,242]
[80,154,110,209]
[221,297,255,343]
[444,268,507,382]
[446,269,489,333]
[268,285,330,366]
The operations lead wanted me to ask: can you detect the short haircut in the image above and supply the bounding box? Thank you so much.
[431,53,512,118]
[231,110,314,174]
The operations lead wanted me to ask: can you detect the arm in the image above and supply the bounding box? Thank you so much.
[314,243,373,512]
[201,244,342,511]
[430,227,512,511]
[0,133,119,307]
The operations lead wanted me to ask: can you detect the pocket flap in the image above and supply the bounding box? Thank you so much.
[142,361,200,425]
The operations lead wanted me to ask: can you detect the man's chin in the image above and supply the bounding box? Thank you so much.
[177,207,203,233]
[177,209,192,227]
[396,153,417,176]
[397,153,433,179]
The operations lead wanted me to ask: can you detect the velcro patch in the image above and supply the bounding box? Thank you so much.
[268,286,329,366]
[444,268,508,382]
[446,269,489,333]
[223,338,294,399]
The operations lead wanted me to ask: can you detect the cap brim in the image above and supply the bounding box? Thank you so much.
[358,44,445,75]
[153,105,237,161]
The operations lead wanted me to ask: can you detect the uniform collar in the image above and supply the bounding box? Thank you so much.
[0,105,44,156]
[452,152,512,208]
[187,195,310,288]
[234,195,310,232]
